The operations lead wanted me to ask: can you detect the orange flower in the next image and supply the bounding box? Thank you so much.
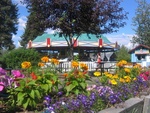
[66,82,71,86]
[78,72,85,78]
[63,73,68,77]
[80,63,88,71]
[83,71,88,75]
[51,80,55,84]
[73,69,79,75]
[41,56,49,63]
[71,61,79,68]
[21,61,31,69]
[30,72,37,80]
[51,58,59,65]
[38,62,45,67]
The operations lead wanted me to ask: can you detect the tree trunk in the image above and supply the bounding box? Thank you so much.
[68,45,74,61]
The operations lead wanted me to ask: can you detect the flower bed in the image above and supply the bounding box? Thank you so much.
[0,58,150,113]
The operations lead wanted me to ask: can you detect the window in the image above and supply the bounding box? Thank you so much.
[137,55,146,60]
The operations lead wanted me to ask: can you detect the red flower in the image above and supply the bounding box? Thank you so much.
[30,72,37,80]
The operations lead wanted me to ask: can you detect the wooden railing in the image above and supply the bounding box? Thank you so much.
[58,61,117,73]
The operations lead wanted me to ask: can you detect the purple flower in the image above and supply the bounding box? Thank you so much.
[44,95,51,102]
[90,92,96,101]
[57,91,63,96]
[0,75,12,90]
[0,68,6,75]
[11,70,24,78]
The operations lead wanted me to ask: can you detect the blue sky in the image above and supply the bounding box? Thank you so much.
[12,0,144,48]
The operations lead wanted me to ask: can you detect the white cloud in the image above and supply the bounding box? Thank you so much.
[12,35,21,47]
[45,28,55,34]
[18,16,27,31]
[45,28,61,34]
[106,34,136,49]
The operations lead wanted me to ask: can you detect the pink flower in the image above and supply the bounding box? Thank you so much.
[11,70,24,78]
[145,71,150,76]
[140,73,148,81]
[0,82,4,91]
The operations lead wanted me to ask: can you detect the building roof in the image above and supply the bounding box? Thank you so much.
[27,32,118,51]
[33,33,111,43]
[129,44,150,53]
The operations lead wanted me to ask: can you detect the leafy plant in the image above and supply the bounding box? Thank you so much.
[1,48,41,68]
[7,78,42,110]
[63,61,91,96]
[4,56,61,111]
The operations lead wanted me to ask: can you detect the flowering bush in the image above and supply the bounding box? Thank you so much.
[42,75,148,113]
[93,60,142,86]
[139,70,150,81]
[0,59,150,112]
[0,56,61,111]
[62,61,90,96]
[0,57,91,112]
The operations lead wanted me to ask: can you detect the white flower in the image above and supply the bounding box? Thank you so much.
[62,101,65,105]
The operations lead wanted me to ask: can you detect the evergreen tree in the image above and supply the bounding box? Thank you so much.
[115,45,131,62]
[23,0,127,59]
[20,0,47,47]
[132,0,150,46]
[0,0,18,50]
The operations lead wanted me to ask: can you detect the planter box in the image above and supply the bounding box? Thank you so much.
[98,97,144,113]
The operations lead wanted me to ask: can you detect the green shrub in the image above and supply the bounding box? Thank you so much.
[1,48,42,69]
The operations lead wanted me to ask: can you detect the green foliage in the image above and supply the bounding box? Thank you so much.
[22,0,127,59]
[132,0,150,46]
[91,95,106,112]
[64,68,91,96]
[1,48,41,68]
[73,55,79,61]
[7,78,43,110]
[115,45,131,62]
[20,2,46,46]
[36,68,60,94]
[0,0,18,50]
[6,58,61,110]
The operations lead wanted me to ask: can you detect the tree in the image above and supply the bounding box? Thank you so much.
[0,0,18,50]
[115,45,131,62]
[20,1,48,47]
[23,0,127,59]
[132,0,150,46]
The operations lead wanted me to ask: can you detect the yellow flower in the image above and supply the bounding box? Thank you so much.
[133,77,137,81]
[94,71,101,77]
[41,56,49,63]
[38,62,45,67]
[104,72,109,75]
[71,61,79,68]
[80,63,88,71]
[106,73,113,78]
[51,58,59,65]
[116,60,127,67]
[110,79,117,85]
[124,68,130,73]
[133,63,141,68]
[124,76,131,83]
[21,61,31,69]
[112,74,118,79]
[119,78,125,83]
